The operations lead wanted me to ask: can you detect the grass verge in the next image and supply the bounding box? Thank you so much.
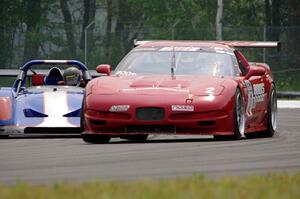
[0,172,300,199]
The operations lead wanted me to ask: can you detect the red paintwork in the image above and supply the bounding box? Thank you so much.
[0,97,12,120]
[235,50,250,71]
[245,67,265,79]
[82,41,275,137]
[96,64,111,76]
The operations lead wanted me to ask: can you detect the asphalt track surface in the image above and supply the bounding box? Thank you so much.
[0,108,300,184]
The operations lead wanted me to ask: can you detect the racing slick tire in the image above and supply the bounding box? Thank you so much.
[82,134,111,144]
[262,84,277,137]
[245,84,277,138]
[80,98,111,144]
[214,88,245,140]
[0,135,9,139]
[80,97,86,133]
[80,109,84,133]
[120,134,148,142]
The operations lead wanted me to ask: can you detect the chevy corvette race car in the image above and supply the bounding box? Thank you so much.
[0,60,92,137]
[81,40,279,143]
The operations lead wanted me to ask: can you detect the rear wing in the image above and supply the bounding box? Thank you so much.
[134,40,280,50]
[215,41,280,49]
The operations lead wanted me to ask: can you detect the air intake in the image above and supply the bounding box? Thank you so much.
[23,109,48,117]
[136,107,164,121]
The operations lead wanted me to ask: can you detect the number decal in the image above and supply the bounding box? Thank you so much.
[245,80,254,116]
[245,81,265,116]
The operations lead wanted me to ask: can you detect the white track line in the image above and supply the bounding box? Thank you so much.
[278,100,300,109]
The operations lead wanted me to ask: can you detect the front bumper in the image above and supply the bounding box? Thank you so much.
[84,92,236,136]
[83,110,234,136]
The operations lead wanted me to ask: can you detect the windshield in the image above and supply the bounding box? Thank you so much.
[115,50,235,76]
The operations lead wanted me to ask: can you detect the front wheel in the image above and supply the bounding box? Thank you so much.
[82,134,111,144]
[0,135,9,139]
[214,88,245,140]
[120,134,148,142]
[80,97,86,133]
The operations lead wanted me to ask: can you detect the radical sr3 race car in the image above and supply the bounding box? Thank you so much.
[81,40,279,143]
[0,60,92,137]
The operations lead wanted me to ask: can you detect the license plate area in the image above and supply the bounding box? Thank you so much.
[136,107,164,121]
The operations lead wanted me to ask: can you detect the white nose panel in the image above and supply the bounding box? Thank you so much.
[37,91,76,127]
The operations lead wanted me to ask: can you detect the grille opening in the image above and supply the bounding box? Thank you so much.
[24,127,80,134]
[197,121,216,127]
[90,120,107,125]
[126,125,175,133]
[136,107,164,121]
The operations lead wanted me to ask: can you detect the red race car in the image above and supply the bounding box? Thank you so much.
[81,40,279,143]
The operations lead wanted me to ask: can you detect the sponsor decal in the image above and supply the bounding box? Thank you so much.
[109,105,130,112]
[171,105,194,112]
[213,47,234,55]
[134,47,157,51]
[214,47,226,54]
[253,83,265,103]
[159,47,200,51]
[245,81,265,116]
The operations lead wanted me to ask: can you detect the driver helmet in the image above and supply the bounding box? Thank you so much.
[63,67,82,86]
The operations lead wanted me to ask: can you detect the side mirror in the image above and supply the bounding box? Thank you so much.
[245,67,265,79]
[96,64,111,76]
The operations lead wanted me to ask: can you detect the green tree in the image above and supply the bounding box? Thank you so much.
[0,0,22,67]
[60,0,77,57]
[80,0,96,50]
[23,0,42,62]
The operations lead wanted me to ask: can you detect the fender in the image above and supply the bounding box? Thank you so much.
[221,78,240,98]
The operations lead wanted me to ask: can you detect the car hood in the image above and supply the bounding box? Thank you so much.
[91,75,227,96]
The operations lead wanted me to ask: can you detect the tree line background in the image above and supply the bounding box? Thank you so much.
[0,0,299,90]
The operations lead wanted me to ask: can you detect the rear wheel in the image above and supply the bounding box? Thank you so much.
[82,134,111,144]
[214,89,245,140]
[120,134,148,142]
[262,84,277,137]
[245,84,277,138]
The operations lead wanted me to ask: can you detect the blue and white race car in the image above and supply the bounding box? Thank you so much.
[0,60,92,137]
